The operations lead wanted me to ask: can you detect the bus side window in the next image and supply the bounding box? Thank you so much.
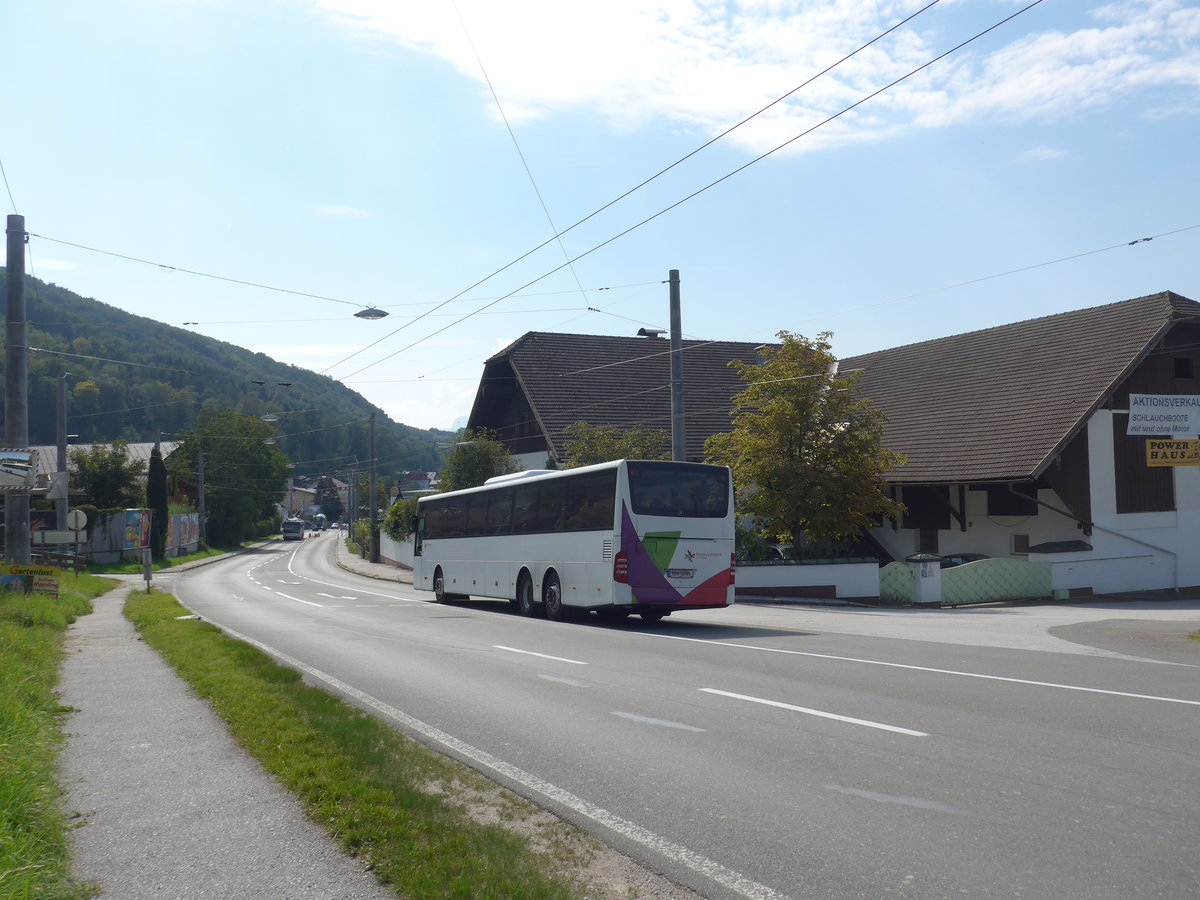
[534,481,565,532]
[465,494,487,537]
[486,487,513,534]
[564,470,616,530]
[513,484,538,534]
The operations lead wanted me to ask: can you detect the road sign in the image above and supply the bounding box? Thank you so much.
[66,509,87,530]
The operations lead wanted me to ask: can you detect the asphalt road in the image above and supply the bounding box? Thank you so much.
[165,534,1200,900]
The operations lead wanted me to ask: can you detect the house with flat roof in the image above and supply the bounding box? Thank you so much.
[466,291,1200,595]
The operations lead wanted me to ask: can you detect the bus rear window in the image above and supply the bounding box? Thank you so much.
[627,462,729,518]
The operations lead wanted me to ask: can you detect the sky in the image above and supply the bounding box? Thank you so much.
[2,0,1198,434]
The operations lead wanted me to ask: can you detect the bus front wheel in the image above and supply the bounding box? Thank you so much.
[516,573,539,617]
[433,569,453,604]
[543,572,566,622]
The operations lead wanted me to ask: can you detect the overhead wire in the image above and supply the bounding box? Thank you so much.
[317,0,952,377]
[551,223,1199,379]
[332,0,1048,382]
[0,156,18,213]
[451,0,592,307]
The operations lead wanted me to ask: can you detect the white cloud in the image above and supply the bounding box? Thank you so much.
[1016,144,1068,163]
[316,0,1200,152]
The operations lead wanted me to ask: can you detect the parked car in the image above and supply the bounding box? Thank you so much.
[939,553,989,568]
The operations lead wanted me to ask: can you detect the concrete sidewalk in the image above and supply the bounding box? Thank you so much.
[330,533,413,585]
[58,577,395,899]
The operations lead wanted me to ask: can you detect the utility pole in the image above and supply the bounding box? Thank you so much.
[197,449,206,546]
[368,412,379,563]
[5,215,30,563]
[668,269,686,462]
[56,369,68,531]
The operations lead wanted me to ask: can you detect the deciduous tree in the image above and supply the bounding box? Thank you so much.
[69,441,145,509]
[705,331,904,544]
[437,428,519,492]
[168,410,292,546]
[561,422,671,468]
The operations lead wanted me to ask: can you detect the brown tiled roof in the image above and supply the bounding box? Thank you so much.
[840,291,1200,484]
[471,332,767,461]
[32,442,179,479]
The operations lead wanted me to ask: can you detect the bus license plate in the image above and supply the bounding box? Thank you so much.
[666,568,695,579]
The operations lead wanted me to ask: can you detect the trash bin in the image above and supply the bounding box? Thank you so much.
[904,552,943,607]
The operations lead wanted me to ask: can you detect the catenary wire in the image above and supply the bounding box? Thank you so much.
[334,0,1048,382]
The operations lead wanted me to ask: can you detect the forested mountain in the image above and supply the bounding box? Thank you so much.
[0,271,455,478]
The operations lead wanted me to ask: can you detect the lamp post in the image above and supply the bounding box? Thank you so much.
[369,412,379,564]
[5,214,30,563]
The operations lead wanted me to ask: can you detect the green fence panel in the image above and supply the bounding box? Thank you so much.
[941,558,1052,606]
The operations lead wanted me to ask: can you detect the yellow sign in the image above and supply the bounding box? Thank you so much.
[1146,439,1200,466]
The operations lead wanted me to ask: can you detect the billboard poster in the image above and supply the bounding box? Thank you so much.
[123,509,152,550]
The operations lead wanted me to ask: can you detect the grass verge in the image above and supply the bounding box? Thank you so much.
[0,571,114,899]
[85,544,242,575]
[124,588,602,899]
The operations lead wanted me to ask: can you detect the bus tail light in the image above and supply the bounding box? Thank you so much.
[613,551,629,584]
[729,553,736,585]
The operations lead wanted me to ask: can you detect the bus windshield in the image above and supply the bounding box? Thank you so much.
[626,461,729,518]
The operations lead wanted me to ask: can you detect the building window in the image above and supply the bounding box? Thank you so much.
[1174,357,1195,380]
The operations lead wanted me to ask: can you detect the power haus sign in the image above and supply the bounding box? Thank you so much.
[1127,394,1200,467]
[1145,439,1200,467]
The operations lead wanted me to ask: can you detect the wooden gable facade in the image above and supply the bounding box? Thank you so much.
[467,332,767,466]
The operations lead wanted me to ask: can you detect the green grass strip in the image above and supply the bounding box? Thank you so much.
[124,589,592,899]
[0,572,113,900]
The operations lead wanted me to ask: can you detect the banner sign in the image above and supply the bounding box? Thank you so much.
[1127,394,1200,436]
[1,564,60,598]
[1146,439,1200,467]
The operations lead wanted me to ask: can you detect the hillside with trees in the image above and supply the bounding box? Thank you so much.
[0,271,455,478]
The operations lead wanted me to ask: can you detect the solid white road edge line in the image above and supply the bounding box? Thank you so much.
[700,688,927,737]
[215,623,791,900]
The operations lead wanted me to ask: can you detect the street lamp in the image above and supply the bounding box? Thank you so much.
[355,306,389,320]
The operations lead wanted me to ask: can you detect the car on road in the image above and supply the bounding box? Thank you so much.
[940,552,989,568]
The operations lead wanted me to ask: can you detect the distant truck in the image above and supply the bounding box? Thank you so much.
[281,518,306,541]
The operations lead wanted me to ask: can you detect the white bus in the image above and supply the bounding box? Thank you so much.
[412,459,735,623]
[281,518,306,541]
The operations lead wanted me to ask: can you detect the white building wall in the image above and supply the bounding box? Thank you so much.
[1060,410,1199,593]
[870,408,1199,595]
[513,450,547,472]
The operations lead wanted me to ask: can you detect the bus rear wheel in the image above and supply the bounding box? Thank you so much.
[516,573,539,617]
[543,572,566,622]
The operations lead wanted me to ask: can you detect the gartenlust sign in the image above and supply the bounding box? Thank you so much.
[1127,394,1200,436]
